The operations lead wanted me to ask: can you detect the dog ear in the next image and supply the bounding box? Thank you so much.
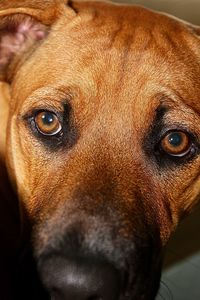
[0,0,75,81]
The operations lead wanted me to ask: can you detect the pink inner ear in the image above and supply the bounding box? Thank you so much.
[0,16,46,68]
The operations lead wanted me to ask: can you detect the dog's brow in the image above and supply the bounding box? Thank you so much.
[153,104,168,124]
[142,103,168,158]
[149,103,168,136]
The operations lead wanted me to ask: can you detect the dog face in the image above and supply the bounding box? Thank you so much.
[1,1,200,299]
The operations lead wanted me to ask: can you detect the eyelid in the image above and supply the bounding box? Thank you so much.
[23,108,64,140]
[19,86,72,115]
[156,126,198,145]
[155,128,199,160]
[34,111,62,136]
[22,106,63,121]
[160,131,191,157]
[20,101,78,151]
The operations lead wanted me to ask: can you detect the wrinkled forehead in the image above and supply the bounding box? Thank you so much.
[11,2,200,113]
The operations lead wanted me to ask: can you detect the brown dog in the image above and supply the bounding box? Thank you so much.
[1,0,200,299]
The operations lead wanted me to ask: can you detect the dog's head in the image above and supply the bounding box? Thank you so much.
[1,1,200,299]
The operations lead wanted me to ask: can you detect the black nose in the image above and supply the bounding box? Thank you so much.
[39,254,121,300]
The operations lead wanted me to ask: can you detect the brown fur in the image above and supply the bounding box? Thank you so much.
[1,1,200,299]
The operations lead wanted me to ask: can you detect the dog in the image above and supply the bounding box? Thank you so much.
[1,0,200,299]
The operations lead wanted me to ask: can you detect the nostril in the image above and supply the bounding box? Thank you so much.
[39,254,121,300]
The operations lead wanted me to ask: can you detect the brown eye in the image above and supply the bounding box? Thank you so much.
[160,131,191,156]
[35,111,62,136]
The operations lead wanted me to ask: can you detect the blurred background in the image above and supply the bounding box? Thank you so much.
[113,1,200,299]
[114,0,200,24]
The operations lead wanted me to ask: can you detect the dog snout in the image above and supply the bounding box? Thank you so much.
[39,254,121,300]
[35,203,162,299]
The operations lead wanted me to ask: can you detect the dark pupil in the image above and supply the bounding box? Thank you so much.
[168,133,182,147]
[41,112,55,126]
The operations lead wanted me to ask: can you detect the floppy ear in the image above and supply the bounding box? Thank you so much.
[0,0,74,81]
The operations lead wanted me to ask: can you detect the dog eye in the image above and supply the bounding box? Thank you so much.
[34,111,62,136]
[160,131,192,157]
